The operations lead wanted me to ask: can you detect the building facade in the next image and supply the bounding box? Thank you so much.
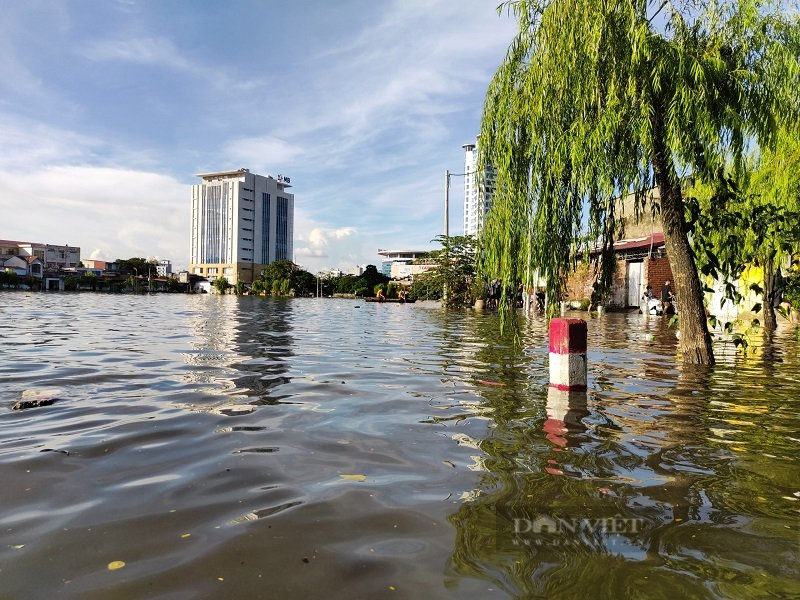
[377,249,431,279]
[155,260,172,277]
[0,239,80,270]
[190,169,294,284]
[462,140,495,237]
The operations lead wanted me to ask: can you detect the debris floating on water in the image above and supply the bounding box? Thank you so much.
[12,388,64,411]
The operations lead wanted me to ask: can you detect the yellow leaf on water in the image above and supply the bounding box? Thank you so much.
[107,561,126,571]
[181,533,191,538]
[340,474,367,482]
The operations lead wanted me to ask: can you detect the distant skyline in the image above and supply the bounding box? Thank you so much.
[0,1,516,272]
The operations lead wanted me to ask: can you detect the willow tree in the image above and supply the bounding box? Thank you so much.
[479,0,800,364]
[688,127,800,331]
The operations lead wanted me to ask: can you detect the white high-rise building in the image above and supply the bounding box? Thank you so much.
[462,140,495,237]
[190,168,294,284]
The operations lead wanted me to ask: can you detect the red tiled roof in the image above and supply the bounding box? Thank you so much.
[593,232,665,254]
[613,232,664,251]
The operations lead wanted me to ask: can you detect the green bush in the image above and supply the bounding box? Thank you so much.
[784,269,800,310]
[212,276,231,294]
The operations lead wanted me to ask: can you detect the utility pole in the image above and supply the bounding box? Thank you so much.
[444,170,450,242]
[443,170,450,303]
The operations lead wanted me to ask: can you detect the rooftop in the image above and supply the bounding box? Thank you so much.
[194,168,292,188]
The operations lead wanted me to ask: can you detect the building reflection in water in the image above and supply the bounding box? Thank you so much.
[180,297,295,414]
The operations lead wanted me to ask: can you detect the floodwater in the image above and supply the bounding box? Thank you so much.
[1,293,798,600]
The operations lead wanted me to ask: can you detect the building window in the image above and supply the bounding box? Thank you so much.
[262,193,271,263]
[276,196,289,261]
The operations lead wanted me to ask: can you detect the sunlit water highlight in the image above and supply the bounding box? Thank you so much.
[1,293,798,599]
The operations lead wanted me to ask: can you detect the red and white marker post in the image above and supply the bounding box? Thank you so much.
[545,318,589,454]
[548,318,587,392]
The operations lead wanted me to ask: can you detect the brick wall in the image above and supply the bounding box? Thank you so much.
[566,262,594,301]
[564,254,674,306]
[645,257,674,298]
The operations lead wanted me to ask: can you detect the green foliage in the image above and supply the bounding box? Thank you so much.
[0,270,20,288]
[423,235,479,307]
[166,277,182,292]
[410,274,440,301]
[64,275,79,291]
[335,274,358,294]
[292,270,316,296]
[328,265,389,297]
[686,128,800,326]
[253,260,315,297]
[80,272,97,291]
[784,258,800,310]
[212,276,231,294]
[116,257,157,275]
[479,0,800,342]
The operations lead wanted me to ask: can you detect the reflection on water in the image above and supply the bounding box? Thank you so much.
[1,294,798,599]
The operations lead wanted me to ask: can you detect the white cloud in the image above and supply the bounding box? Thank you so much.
[80,36,191,69]
[0,164,188,267]
[294,247,326,258]
[220,137,304,174]
[79,35,264,93]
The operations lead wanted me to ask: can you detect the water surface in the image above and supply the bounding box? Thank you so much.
[1,294,798,599]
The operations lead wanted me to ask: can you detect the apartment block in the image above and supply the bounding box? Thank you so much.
[462,140,495,237]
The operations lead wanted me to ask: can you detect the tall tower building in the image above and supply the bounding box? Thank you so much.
[462,140,495,237]
[190,168,294,284]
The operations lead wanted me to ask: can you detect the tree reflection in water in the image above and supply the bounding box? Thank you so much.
[444,311,800,599]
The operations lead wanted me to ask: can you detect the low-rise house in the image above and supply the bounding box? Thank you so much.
[0,240,80,270]
[2,255,29,276]
[567,188,674,308]
[26,256,43,278]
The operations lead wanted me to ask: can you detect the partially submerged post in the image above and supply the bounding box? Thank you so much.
[548,318,587,392]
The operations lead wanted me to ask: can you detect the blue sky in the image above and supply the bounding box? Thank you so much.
[0,0,516,272]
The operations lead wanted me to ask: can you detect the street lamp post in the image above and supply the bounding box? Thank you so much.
[444,170,467,304]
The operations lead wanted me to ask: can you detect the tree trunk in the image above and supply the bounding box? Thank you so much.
[762,253,778,331]
[650,113,715,365]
